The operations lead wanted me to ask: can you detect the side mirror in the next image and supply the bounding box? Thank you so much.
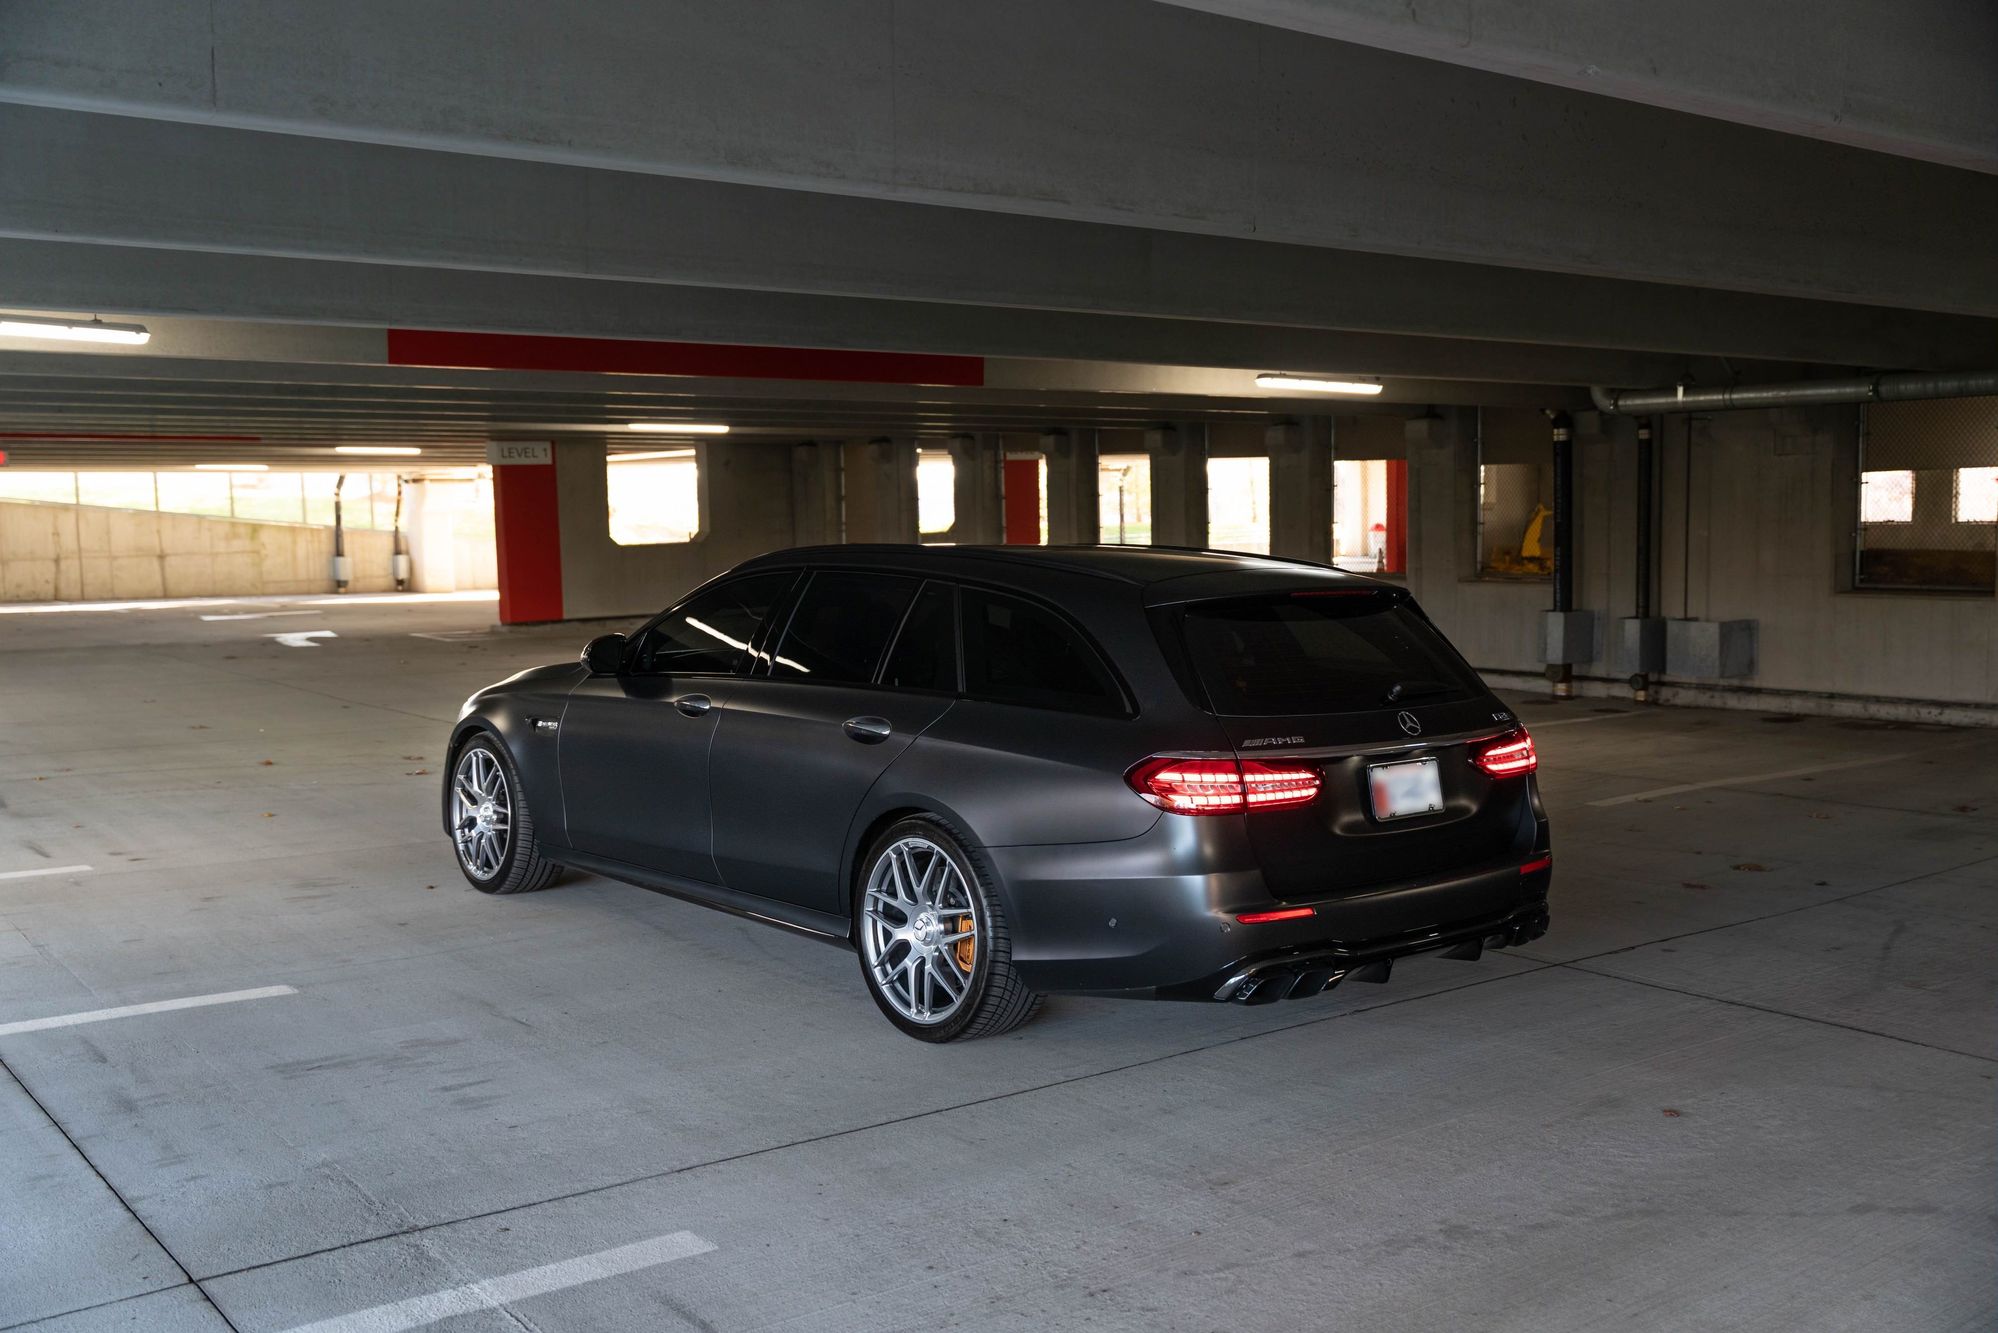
[581,632,627,675]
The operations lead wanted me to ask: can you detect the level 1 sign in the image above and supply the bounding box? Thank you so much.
[486,441,552,466]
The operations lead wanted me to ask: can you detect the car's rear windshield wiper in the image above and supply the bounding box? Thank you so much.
[1384,679,1453,704]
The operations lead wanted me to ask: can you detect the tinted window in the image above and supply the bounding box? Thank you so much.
[1177,592,1483,716]
[961,589,1123,715]
[633,570,797,675]
[881,581,958,693]
[769,572,921,685]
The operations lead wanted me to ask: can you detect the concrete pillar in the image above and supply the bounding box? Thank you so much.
[487,440,563,623]
[1146,422,1209,548]
[841,437,919,543]
[1267,418,1331,564]
[1403,410,1478,598]
[791,439,843,546]
[944,433,1003,544]
[1044,428,1101,546]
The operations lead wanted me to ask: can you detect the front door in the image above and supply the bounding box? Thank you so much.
[558,569,799,880]
[710,574,957,913]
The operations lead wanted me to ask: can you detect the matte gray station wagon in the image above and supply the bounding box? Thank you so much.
[443,545,1551,1041]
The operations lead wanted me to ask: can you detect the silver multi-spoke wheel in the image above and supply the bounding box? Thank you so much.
[452,745,512,881]
[861,835,981,1026]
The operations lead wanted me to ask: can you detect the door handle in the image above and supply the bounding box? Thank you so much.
[843,715,892,743]
[674,694,713,717]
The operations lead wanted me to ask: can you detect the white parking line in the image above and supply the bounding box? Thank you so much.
[1523,710,1648,728]
[268,630,338,648]
[279,1232,717,1333]
[0,863,93,881]
[0,985,297,1037]
[1588,753,1914,807]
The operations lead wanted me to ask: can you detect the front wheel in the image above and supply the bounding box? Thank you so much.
[449,734,562,894]
[855,815,1042,1042]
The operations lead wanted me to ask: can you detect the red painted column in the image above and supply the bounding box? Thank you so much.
[1003,453,1042,545]
[1384,459,1408,575]
[489,443,564,624]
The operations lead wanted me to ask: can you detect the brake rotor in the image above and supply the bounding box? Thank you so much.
[955,915,976,971]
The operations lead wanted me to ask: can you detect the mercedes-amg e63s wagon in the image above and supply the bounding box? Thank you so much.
[443,545,1550,1041]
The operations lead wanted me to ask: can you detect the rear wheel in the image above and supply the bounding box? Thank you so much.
[856,815,1041,1042]
[450,735,561,894]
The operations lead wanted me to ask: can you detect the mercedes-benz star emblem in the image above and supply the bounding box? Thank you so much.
[1397,710,1422,736]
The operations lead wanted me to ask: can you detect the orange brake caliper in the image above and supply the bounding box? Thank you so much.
[955,916,976,971]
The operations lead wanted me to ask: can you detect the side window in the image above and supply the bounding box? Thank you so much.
[633,571,798,675]
[961,589,1125,715]
[881,581,959,693]
[769,572,922,685]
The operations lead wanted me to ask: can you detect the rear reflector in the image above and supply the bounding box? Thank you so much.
[1126,756,1322,814]
[1472,728,1538,778]
[1236,906,1316,924]
[1519,855,1552,875]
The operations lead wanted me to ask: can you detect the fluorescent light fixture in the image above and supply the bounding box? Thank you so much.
[333,445,422,457]
[608,449,698,462]
[194,462,268,472]
[1255,373,1384,396]
[626,422,729,434]
[0,316,151,346]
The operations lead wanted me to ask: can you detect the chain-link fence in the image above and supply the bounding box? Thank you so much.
[1857,397,1998,593]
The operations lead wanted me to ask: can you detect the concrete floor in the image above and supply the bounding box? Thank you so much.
[1,592,1992,1332]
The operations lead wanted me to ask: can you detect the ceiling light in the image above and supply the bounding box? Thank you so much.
[626,422,729,434]
[333,445,422,457]
[1255,373,1384,396]
[194,462,268,472]
[0,316,151,346]
[609,449,698,462]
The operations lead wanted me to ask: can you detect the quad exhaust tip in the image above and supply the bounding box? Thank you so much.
[1217,913,1547,1003]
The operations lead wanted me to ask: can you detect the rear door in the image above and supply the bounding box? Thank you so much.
[1166,588,1534,901]
[559,569,800,880]
[708,572,957,913]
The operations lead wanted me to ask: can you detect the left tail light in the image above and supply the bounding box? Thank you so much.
[1472,727,1538,778]
[1126,756,1321,814]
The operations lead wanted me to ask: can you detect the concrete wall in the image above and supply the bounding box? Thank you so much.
[1402,407,1998,717]
[0,499,401,601]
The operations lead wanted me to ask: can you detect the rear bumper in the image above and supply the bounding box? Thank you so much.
[991,817,1551,997]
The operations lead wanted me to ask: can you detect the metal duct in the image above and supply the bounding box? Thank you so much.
[1591,370,1998,415]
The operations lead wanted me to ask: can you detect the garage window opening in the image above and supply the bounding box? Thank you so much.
[0,468,414,528]
[1856,399,1996,592]
[608,451,702,546]
[1098,455,1152,545]
[1207,456,1270,554]
[918,451,955,538]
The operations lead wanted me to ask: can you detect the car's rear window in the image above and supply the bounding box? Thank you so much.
[1176,591,1483,716]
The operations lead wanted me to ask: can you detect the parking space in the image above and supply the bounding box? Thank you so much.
[2,598,1991,1331]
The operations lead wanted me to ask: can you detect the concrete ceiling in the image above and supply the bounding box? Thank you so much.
[2,1,1992,468]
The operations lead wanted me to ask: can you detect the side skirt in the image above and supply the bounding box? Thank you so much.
[556,850,855,950]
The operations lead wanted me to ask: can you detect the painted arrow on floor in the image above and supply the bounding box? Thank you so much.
[267,630,338,648]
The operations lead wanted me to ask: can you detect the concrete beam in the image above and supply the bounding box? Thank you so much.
[2,6,1994,316]
[1155,0,1998,176]
[8,105,1989,360]
[0,239,1720,390]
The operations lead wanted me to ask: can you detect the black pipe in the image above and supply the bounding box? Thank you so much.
[1634,419,1654,620]
[1549,412,1574,614]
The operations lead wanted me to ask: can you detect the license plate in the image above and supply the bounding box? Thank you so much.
[1369,757,1443,820]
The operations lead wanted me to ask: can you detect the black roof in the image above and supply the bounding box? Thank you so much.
[740,543,1386,589]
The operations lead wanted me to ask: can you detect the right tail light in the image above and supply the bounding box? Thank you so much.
[1472,728,1538,778]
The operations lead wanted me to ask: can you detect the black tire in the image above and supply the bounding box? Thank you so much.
[449,734,562,895]
[854,814,1043,1043]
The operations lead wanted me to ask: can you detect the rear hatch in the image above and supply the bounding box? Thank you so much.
[1156,584,1534,900]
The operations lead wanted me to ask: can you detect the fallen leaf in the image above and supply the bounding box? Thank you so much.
[424,884,437,890]
[401,755,425,762]
[258,759,274,767]
[1808,812,1832,820]
[1662,1108,1683,1118]
[261,812,275,818]
[405,769,430,776]
[1732,862,1770,872]
[1681,881,1712,891]
[190,724,209,730]
[1952,804,1978,814]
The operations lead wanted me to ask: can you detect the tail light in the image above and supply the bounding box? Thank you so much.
[1472,728,1538,778]
[1126,756,1322,814]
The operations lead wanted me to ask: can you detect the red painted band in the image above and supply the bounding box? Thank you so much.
[387,329,984,387]
[0,432,262,442]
